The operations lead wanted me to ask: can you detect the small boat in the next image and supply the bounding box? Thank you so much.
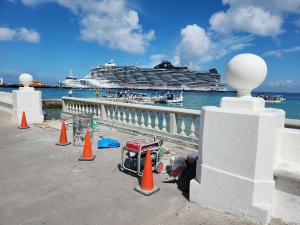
[127,92,155,104]
[155,91,183,103]
[256,93,286,103]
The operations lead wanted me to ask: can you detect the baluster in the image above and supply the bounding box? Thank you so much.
[93,105,97,117]
[189,116,196,137]
[101,105,107,120]
[81,103,84,114]
[89,105,92,114]
[128,109,133,125]
[140,110,145,128]
[134,109,139,126]
[112,106,116,122]
[66,102,69,113]
[180,115,186,136]
[78,103,81,113]
[170,113,177,134]
[107,106,111,121]
[75,103,78,114]
[98,105,101,119]
[161,113,167,132]
[71,103,75,113]
[91,105,94,115]
[117,108,122,122]
[122,108,127,124]
[154,112,159,130]
[147,111,152,129]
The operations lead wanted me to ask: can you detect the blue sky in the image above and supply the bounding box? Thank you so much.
[0,0,300,92]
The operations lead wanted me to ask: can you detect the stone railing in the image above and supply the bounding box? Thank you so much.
[61,97,201,149]
[0,91,13,113]
[60,97,300,149]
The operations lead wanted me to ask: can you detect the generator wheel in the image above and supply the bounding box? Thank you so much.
[155,162,163,173]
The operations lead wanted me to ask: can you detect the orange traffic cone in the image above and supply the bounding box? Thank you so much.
[55,122,71,146]
[134,150,160,196]
[18,111,29,129]
[79,130,96,161]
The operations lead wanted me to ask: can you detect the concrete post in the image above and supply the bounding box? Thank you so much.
[73,114,93,146]
[190,54,285,224]
[12,73,44,125]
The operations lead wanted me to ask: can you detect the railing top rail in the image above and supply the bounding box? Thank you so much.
[62,97,201,116]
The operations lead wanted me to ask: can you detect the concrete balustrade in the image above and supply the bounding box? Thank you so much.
[61,97,200,149]
[0,92,13,113]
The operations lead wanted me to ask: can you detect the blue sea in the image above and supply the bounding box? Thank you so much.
[1,88,300,120]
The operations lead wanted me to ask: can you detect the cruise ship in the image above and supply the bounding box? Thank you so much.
[81,60,227,91]
[59,70,89,89]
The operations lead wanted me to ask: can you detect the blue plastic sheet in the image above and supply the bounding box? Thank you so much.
[98,138,120,149]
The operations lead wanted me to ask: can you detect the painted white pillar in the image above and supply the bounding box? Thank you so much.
[190,54,285,224]
[12,73,44,125]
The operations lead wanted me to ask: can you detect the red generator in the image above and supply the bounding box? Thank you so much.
[121,139,163,175]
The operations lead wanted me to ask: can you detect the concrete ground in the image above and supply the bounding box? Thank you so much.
[0,110,296,225]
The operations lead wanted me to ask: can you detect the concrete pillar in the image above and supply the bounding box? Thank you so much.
[12,73,44,125]
[190,54,285,224]
[73,114,93,146]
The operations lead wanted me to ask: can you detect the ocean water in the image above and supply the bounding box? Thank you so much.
[1,87,300,120]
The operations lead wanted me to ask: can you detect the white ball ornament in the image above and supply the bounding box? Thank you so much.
[226,54,267,97]
[19,73,33,88]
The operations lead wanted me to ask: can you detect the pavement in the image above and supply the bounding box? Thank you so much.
[0,110,295,225]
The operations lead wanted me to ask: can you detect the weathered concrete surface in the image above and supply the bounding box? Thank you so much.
[42,99,62,108]
[0,110,296,225]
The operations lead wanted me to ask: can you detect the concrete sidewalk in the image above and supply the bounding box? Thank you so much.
[0,110,292,225]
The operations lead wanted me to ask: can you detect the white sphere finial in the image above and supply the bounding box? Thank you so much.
[226,53,267,97]
[19,73,33,88]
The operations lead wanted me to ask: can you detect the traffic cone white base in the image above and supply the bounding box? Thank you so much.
[134,185,160,196]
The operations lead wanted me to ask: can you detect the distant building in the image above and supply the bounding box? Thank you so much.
[0,77,3,85]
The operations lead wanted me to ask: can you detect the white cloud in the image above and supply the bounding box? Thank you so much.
[20,0,155,54]
[222,0,300,14]
[175,24,211,67]
[284,46,300,53]
[173,24,254,68]
[0,27,16,41]
[210,6,284,36]
[263,46,300,58]
[0,27,40,43]
[269,80,293,87]
[209,0,300,37]
[18,28,40,43]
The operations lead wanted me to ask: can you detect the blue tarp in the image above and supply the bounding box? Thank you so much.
[98,138,120,149]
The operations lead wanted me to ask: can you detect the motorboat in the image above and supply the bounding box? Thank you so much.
[256,93,286,103]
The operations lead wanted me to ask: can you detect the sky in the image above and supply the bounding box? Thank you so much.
[0,0,300,92]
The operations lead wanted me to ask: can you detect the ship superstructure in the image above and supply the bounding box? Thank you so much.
[83,60,227,91]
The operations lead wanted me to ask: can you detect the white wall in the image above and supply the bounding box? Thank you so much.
[0,91,13,113]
